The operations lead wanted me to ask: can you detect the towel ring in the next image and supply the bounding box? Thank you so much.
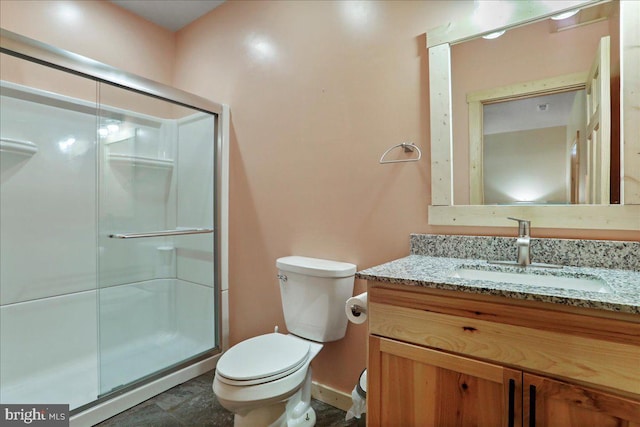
[379,142,422,164]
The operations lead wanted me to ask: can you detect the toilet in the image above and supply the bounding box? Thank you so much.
[213,256,356,427]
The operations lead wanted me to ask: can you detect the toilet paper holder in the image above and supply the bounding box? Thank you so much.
[350,304,365,317]
[346,292,368,324]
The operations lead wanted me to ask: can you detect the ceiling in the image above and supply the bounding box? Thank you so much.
[110,0,225,32]
[483,90,583,135]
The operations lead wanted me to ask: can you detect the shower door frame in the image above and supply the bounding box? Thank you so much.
[0,27,228,422]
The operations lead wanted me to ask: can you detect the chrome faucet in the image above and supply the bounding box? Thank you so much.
[508,217,531,266]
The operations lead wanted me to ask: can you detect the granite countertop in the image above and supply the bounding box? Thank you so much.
[357,254,640,315]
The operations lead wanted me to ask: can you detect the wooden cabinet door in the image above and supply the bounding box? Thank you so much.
[523,373,640,427]
[368,336,522,427]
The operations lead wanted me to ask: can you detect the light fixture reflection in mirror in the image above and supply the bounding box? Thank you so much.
[482,30,506,40]
[551,10,580,20]
[489,174,564,205]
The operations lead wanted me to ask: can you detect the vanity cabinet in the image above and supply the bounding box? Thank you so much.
[523,373,640,427]
[366,284,640,427]
[369,336,521,426]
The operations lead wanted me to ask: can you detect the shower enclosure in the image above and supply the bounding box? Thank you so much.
[0,29,226,423]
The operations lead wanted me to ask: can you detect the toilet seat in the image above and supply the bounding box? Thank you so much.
[216,333,310,386]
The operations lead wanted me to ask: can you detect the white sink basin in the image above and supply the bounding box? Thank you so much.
[450,268,611,294]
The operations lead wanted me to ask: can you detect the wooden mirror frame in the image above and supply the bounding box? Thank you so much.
[427,0,639,230]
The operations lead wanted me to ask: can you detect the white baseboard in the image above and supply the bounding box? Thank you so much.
[311,381,353,412]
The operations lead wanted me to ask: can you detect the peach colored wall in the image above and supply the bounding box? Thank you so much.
[0,0,175,85]
[173,0,638,394]
[2,0,638,397]
[174,0,473,392]
[451,17,612,205]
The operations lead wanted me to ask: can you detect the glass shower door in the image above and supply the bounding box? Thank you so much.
[0,54,99,410]
[97,82,218,396]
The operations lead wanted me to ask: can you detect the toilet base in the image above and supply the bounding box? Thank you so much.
[285,406,316,427]
[234,402,287,427]
[230,367,317,427]
[284,367,316,427]
[233,404,316,427]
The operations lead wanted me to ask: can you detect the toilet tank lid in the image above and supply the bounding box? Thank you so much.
[277,256,356,278]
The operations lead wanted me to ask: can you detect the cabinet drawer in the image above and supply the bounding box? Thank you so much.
[369,301,640,396]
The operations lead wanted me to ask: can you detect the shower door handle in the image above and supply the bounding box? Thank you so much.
[108,228,214,239]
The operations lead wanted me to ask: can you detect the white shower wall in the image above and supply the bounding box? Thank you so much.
[0,89,97,305]
[0,291,98,409]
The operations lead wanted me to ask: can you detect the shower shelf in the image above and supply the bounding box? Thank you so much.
[0,137,38,156]
[108,153,174,170]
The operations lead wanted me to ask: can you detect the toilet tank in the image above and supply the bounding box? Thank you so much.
[276,256,356,342]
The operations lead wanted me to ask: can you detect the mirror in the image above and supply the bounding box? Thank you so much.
[427,0,640,230]
[451,1,618,205]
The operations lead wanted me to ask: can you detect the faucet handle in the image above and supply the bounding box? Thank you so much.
[507,217,531,237]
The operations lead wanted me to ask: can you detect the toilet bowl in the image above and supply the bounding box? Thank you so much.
[213,256,356,427]
[213,333,323,426]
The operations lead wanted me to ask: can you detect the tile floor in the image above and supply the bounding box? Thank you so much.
[96,370,361,426]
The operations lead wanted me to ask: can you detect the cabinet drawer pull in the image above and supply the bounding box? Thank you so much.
[508,379,515,427]
[529,384,537,427]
